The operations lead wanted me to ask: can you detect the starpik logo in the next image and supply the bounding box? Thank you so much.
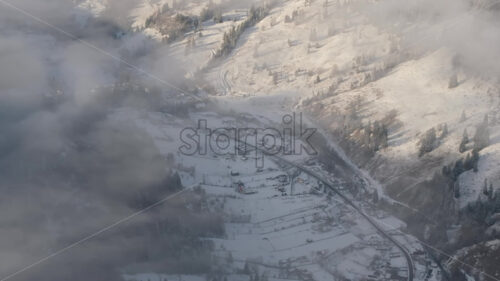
[179,113,318,168]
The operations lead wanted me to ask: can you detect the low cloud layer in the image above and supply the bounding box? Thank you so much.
[3,0,500,280]
[0,1,218,280]
[359,0,500,76]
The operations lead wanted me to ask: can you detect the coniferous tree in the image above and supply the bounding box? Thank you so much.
[452,159,464,180]
[243,261,251,274]
[419,128,437,157]
[472,149,480,172]
[473,122,490,150]
[483,179,489,196]
[441,123,448,138]
[464,153,472,170]
[459,129,469,153]
[442,165,450,176]
[171,171,182,190]
[454,183,460,198]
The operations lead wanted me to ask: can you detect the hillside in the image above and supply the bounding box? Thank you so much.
[63,0,500,279]
[2,0,500,280]
[197,0,500,280]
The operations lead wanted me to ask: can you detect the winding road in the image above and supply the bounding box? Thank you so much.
[279,157,416,281]
[240,141,415,281]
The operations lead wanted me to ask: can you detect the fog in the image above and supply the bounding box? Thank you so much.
[2,0,500,280]
[0,1,220,280]
[358,0,500,76]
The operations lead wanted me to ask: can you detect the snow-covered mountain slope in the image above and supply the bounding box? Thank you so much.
[60,0,500,279]
[194,1,500,279]
[203,0,500,211]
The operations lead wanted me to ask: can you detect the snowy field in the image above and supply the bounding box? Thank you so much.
[111,107,441,281]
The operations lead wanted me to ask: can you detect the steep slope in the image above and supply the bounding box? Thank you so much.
[204,0,500,279]
[58,0,500,279]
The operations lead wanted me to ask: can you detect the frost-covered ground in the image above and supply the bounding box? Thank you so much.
[110,107,441,281]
